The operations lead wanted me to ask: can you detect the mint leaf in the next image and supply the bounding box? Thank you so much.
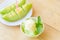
[36,16,43,34]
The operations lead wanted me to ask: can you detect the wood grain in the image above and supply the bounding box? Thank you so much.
[32,0,60,31]
[0,23,60,40]
[0,0,60,40]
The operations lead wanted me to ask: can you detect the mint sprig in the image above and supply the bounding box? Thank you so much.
[35,16,43,34]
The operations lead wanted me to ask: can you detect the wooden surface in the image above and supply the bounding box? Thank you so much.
[0,0,60,40]
[32,0,60,31]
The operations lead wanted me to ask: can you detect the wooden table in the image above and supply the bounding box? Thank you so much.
[0,0,60,40]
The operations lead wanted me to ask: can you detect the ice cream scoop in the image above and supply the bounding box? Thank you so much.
[20,16,44,37]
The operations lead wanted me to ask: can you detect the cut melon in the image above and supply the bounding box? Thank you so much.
[2,3,32,22]
[0,0,26,15]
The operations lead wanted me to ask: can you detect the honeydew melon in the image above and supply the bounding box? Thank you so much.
[0,0,26,15]
[3,4,32,22]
